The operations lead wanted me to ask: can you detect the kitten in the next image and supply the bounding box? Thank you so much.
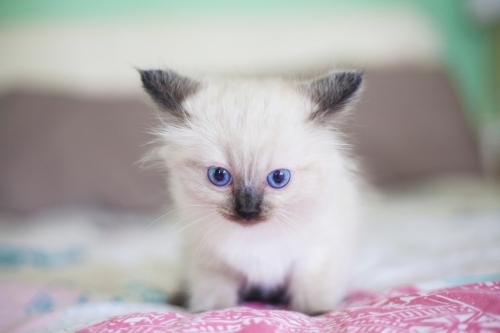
[139,69,363,314]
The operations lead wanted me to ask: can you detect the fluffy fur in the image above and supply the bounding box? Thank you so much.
[139,69,363,314]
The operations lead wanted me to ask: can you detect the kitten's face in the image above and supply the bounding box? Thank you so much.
[140,70,362,226]
[165,81,328,225]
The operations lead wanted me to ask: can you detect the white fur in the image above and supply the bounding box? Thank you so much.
[154,77,360,314]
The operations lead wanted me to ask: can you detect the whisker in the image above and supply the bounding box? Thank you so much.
[142,204,214,231]
[281,210,311,226]
[159,211,218,262]
[188,216,219,241]
[278,211,304,230]
[188,221,222,277]
[147,208,214,273]
[155,209,214,247]
[276,212,308,238]
[273,217,294,244]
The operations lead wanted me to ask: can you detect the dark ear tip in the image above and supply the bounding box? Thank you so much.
[353,71,363,81]
[137,69,158,84]
[135,67,148,77]
[351,72,363,90]
[306,70,364,120]
[137,68,151,85]
[337,71,363,97]
[137,69,181,85]
[137,69,199,116]
[343,71,363,83]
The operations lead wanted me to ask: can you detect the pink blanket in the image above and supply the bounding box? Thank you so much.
[79,282,500,333]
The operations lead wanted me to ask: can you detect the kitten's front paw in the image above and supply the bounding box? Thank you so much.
[188,290,238,313]
[289,279,345,315]
[289,300,339,316]
[188,276,240,313]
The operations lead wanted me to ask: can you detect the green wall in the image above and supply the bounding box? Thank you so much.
[1,0,497,123]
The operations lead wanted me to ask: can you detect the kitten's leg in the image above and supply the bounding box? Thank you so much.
[187,262,240,312]
[288,250,352,315]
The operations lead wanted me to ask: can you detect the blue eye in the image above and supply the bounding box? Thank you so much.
[207,166,232,186]
[267,169,291,188]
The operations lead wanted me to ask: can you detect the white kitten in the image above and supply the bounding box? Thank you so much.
[139,69,363,314]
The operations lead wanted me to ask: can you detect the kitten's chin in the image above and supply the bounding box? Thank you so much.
[218,211,267,227]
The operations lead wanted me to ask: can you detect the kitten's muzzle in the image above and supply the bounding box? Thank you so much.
[234,187,262,221]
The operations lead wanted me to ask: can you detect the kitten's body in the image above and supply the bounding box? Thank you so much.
[140,71,362,314]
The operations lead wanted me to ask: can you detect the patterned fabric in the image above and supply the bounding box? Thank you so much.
[78,282,500,333]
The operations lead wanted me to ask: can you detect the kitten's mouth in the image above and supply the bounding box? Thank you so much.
[219,211,266,226]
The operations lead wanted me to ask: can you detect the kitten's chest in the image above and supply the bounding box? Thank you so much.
[211,227,298,286]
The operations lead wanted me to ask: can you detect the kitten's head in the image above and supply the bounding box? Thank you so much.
[139,69,362,226]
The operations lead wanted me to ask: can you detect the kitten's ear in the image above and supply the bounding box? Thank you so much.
[138,69,200,118]
[303,71,363,122]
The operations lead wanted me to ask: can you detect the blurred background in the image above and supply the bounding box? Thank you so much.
[1,1,500,331]
[1,0,499,212]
